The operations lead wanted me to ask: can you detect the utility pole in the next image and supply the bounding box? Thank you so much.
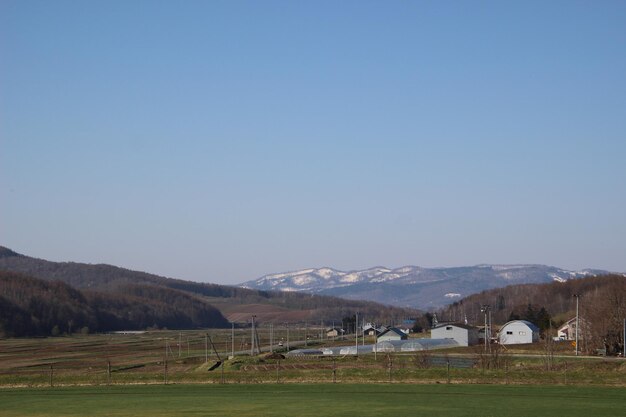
[251,315,256,356]
[270,323,274,353]
[574,294,580,356]
[481,305,490,352]
[231,323,235,358]
[205,333,208,363]
[362,316,365,346]
[488,309,492,351]
[355,312,359,357]
[305,322,308,347]
[374,327,378,361]
[164,340,168,385]
[286,323,290,352]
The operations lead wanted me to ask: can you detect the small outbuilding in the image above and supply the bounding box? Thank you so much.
[326,328,344,338]
[363,323,386,336]
[377,327,408,342]
[498,320,540,345]
[431,323,479,346]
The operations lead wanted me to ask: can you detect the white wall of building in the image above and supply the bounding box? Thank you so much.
[498,320,539,345]
[431,325,478,346]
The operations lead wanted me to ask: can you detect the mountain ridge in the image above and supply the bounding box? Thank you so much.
[0,246,420,328]
[241,264,614,309]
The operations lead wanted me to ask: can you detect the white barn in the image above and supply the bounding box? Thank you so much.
[431,323,479,346]
[498,320,540,345]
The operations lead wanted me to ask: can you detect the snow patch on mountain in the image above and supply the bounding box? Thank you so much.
[550,273,567,283]
[240,264,612,309]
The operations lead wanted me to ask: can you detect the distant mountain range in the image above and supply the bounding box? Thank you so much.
[240,265,614,309]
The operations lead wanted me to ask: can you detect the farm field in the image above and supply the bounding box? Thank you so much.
[2,331,626,387]
[2,383,625,417]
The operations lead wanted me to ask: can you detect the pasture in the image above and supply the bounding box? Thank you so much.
[2,384,626,417]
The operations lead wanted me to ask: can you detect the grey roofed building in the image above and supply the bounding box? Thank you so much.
[377,327,408,342]
[430,323,479,346]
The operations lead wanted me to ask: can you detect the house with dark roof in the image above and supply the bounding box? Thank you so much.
[377,327,408,342]
[431,323,479,346]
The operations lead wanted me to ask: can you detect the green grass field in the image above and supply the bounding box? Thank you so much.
[1,384,625,417]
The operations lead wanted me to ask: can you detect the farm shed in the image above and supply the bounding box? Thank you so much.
[326,328,344,338]
[498,320,540,345]
[431,323,479,346]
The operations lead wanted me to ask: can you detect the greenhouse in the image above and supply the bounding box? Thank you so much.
[338,345,374,355]
[400,338,459,352]
[373,340,406,352]
[286,349,324,356]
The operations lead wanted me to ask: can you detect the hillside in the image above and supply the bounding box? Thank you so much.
[0,247,419,329]
[0,270,230,337]
[436,274,626,354]
[241,265,612,309]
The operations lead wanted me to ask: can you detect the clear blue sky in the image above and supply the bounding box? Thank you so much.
[2,1,625,284]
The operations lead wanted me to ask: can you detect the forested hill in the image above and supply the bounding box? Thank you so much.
[0,246,298,301]
[436,274,626,342]
[0,270,230,337]
[0,247,420,332]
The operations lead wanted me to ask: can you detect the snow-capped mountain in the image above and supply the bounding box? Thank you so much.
[240,265,611,309]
